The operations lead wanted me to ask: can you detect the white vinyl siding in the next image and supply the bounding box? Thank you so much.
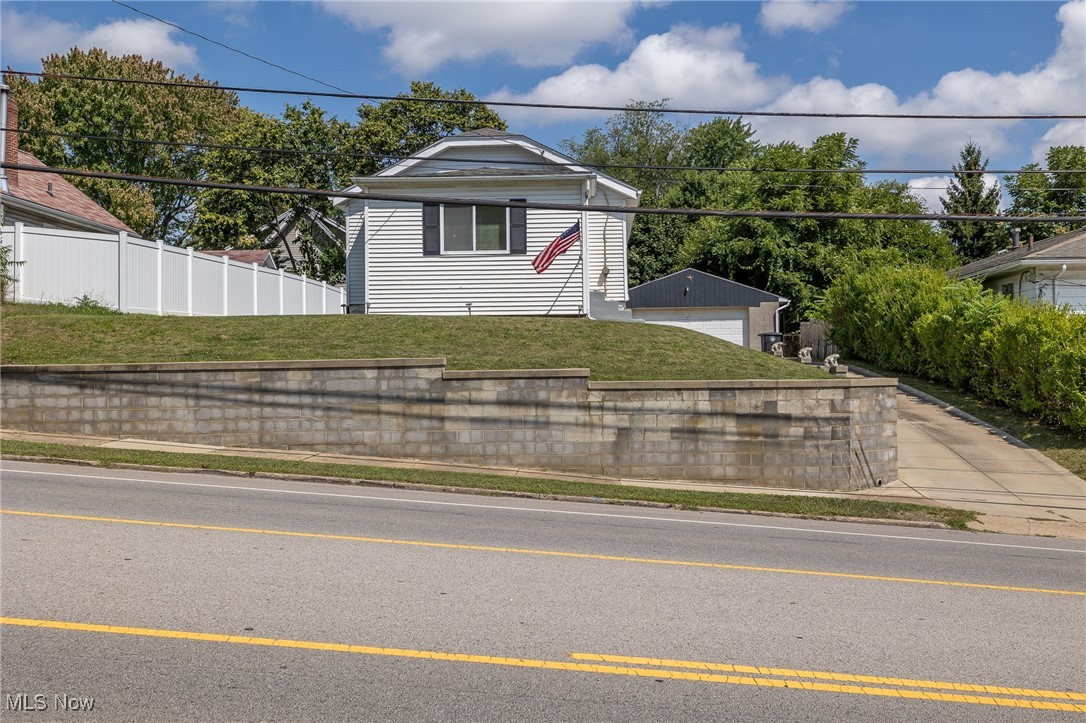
[363,183,587,316]
[631,307,750,346]
[345,199,366,309]
[586,205,628,302]
[983,268,1086,312]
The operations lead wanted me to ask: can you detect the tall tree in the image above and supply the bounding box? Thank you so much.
[681,117,757,169]
[351,81,506,174]
[1005,144,1086,241]
[5,49,240,243]
[560,99,683,202]
[679,134,955,319]
[194,102,353,281]
[940,141,1003,262]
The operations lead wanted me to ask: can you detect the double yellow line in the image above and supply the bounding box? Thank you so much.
[3,617,1084,712]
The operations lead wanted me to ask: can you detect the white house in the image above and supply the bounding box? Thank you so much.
[954,227,1086,312]
[332,129,641,315]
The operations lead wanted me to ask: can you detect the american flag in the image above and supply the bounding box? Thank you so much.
[532,222,581,274]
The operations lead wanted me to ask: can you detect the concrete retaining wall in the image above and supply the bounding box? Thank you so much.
[0,359,897,490]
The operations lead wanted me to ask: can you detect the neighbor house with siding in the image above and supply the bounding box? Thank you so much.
[332,129,640,315]
[954,227,1086,312]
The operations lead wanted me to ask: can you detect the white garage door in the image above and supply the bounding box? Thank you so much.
[632,308,749,347]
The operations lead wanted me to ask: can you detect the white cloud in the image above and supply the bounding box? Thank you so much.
[1031,121,1086,162]
[755,0,1085,162]
[0,9,199,69]
[493,0,1085,167]
[908,174,1002,214]
[322,1,641,75]
[490,23,788,123]
[203,1,260,29]
[759,0,852,34]
[0,10,81,63]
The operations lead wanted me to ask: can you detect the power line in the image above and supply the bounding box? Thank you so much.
[6,161,1084,224]
[7,127,1086,177]
[6,70,1084,121]
[109,0,356,96]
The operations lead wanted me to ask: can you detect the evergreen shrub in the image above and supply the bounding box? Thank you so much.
[821,261,1086,433]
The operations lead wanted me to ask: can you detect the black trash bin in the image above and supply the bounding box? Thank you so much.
[759,332,784,353]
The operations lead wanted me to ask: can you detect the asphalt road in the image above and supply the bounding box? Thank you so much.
[2,459,1084,721]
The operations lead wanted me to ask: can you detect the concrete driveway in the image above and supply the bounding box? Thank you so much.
[862,391,1086,537]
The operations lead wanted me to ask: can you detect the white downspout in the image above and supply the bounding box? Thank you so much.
[582,178,595,319]
[1051,264,1067,306]
[775,299,791,333]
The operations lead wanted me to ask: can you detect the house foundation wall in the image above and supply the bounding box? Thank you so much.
[0,360,897,490]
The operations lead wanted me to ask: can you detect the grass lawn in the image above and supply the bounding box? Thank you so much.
[0,438,977,529]
[0,303,827,381]
[847,359,1086,480]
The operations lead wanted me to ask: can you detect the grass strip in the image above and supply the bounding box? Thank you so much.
[0,439,976,529]
[846,359,1085,480]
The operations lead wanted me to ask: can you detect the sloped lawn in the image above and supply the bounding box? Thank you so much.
[1,303,827,382]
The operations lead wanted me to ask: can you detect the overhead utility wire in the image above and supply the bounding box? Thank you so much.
[5,162,1083,224]
[109,0,355,95]
[6,71,1083,121]
[7,128,1084,177]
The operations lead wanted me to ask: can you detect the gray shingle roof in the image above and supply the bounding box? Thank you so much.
[955,227,1086,278]
[628,268,786,309]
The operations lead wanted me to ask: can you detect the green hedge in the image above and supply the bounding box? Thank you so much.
[822,262,1086,433]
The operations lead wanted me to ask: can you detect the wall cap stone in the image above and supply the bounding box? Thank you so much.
[443,369,591,380]
[588,378,898,391]
[0,358,449,375]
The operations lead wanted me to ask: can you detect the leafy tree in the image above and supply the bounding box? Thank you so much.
[351,81,506,174]
[560,99,684,203]
[681,117,757,169]
[621,117,758,286]
[194,102,354,281]
[678,134,955,320]
[1005,144,1086,241]
[5,48,240,243]
[940,142,1003,261]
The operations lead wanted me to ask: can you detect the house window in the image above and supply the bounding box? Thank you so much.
[423,201,527,256]
[1001,283,1014,297]
[443,204,507,252]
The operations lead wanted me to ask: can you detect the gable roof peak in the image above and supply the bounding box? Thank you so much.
[455,128,516,138]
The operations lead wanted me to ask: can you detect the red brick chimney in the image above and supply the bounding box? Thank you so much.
[3,89,17,190]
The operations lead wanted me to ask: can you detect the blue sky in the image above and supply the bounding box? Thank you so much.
[2,1,1084,210]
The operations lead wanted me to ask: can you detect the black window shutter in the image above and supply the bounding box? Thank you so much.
[423,203,440,256]
[509,200,527,255]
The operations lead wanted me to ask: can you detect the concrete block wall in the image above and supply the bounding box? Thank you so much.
[0,359,897,490]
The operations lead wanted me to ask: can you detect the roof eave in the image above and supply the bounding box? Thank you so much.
[1,193,137,236]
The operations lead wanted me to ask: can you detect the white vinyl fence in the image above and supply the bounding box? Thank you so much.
[1,223,344,315]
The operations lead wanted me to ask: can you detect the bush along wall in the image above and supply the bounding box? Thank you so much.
[821,262,1086,434]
